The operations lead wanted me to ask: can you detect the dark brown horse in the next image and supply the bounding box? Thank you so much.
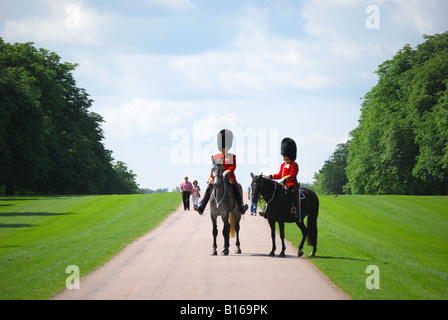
[250,173,319,257]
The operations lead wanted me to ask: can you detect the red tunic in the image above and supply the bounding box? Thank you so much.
[210,153,237,182]
[272,161,299,187]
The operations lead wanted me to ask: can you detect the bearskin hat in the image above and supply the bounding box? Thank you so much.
[281,137,297,161]
[217,129,233,151]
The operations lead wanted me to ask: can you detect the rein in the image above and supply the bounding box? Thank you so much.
[212,176,227,208]
[265,179,277,205]
[259,176,303,223]
[260,177,280,211]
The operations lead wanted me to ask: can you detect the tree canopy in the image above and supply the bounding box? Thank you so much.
[0,39,139,195]
[312,141,350,195]
[315,32,448,195]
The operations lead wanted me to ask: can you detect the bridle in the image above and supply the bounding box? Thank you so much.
[211,163,227,209]
[212,177,227,208]
[252,175,278,209]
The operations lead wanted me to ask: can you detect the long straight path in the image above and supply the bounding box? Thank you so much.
[52,193,348,300]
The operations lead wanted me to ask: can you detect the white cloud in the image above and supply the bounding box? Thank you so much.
[391,0,437,34]
[170,6,342,93]
[191,110,244,142]
[2,0,104,45]
[101,99,195,142]
[70,0,448,105]
[100,98,245,147]
[4,0,447,190]
[151,0,194,11]
[303,0,447,46]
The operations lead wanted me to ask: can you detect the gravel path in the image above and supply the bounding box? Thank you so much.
[52,194,348,300]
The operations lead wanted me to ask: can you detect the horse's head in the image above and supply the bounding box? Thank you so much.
[211,156,223,188]
[250,172,263,204]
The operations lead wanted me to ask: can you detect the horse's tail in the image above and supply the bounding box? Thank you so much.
[229,212,236,238]
[306,192,319,247]
[228,183,242,238]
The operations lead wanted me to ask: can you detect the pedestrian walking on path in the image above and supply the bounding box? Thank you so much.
[180,176,193,211]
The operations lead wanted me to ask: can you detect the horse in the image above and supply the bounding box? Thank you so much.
[209,157,242,256]
[250,173,319,257]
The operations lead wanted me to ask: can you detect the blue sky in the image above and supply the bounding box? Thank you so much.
[2,0,448,190]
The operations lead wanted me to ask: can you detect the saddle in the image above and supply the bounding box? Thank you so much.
[282,182,305,222]
[281,182,305,199]
[223,174,243,197]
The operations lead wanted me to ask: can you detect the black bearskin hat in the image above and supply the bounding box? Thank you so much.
[217,129,233,151]
[281,138,297,161]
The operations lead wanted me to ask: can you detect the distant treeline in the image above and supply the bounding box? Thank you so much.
[313,32,448,195]
[140,188,170,194]
[0,39,139,195]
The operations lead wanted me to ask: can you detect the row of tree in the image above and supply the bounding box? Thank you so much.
[313,32,448,195]
[0,39,140,195]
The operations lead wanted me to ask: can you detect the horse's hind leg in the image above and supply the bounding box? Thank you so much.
[278,221,286,257]
[235,217,241,254]
[269,219,276,256]
[222,219,230,256]
[296,221,308,257]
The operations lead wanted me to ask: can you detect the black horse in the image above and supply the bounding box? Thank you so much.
[250,173,319,257]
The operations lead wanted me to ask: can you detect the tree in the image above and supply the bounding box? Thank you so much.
[346,33,448,195]
[0,40,48,194]
[0,39,140,195]
[111,161,140,194]
[313,141,350,195]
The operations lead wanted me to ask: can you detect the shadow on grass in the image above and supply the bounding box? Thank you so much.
[0,198,40,201]
[0,212,77,217]
[0,223,36,228]
[311,255,373,262]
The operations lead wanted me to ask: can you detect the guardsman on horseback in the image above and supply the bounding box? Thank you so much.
[266,138,299,217]
[194,129,248,215]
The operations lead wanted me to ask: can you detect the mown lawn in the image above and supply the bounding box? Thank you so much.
[0,193,181,300]
[2,193,446,300]
[284,195,448,300]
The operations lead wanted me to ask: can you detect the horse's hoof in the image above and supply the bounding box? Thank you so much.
[211,250,217,256]
[235,248,242,254]
[279,252,285,258]
[298,250,304,257]
[222,249,229,256]
[269,251,275,257]
[309,252,316,258]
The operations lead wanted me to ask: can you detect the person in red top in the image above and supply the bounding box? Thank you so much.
[194,129,248,215]
[267,138,299,217]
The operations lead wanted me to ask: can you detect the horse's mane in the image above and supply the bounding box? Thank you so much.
[259,175,281,188]
[253,175,283,202]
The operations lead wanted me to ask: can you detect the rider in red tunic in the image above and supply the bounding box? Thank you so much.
[211,153,237,182]
[194,129,248,215]
[267,138,299,217]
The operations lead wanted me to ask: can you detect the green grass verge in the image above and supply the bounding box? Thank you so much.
[0,193,181,300]
[284,195,448,300]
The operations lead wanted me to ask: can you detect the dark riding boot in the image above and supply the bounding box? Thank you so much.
[230,182,248,214]
[288,186,299,218]
[194,184,212,215]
